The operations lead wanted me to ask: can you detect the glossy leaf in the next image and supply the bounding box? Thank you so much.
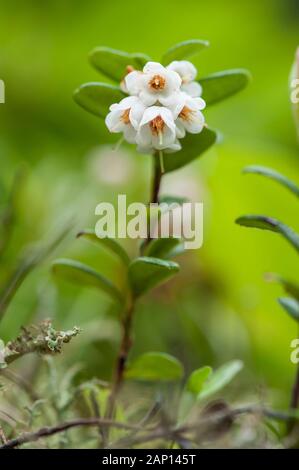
[186,366,212,395]
[200,69,250,106]
[243,165,299,198]
[159,195,189,206]
[278,297,299,322]
[125,352,183,382]
[163,127,217,173]
[198,360,243,401]
[178,367,212,423]
[162,39,209,65]
[77,229,130,266]
[236,215,299,253]
[89,47,150,81]
[73,82,125,118]
[52,258,123,303]
[144,237,182,259]
[128,256,179,297]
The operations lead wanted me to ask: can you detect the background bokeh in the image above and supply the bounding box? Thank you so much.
[1,0,299,408]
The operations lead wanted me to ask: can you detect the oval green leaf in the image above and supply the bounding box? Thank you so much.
[236,215,299,253]
[52,258,123,303]
[125,352,183,382]
[178,366,213,422]
[162,39,209,65]
[159,195,189,206]
[143,237,182,259]
[77,229,130,266]
[163,127,217,173]
[278,297,299,322]
[89,47,151,82]
[128,256,179,297]
[186,366,213,395]
[73,82,125,118]
[198,360,243,401]
[243,165,299,198]
[200,69,250,106]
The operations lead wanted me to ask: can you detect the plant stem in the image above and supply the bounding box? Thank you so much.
[105,300,135,423]
[0,417,141,449]
[143,157,162,249]
[291,363,299,410]
[151,157,162,205]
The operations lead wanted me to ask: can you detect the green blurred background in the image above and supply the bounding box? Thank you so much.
[0,0,299,407]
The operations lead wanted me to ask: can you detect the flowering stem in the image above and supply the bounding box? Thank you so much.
[159,150,165,174]
[142,157,163,249]
[151,158,162,205]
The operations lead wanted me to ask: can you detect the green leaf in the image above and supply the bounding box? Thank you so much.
[52,258,123,303]
[159,195,189,206]
[125,352,183,382]
[243,165,299,198]
[178,366,213,422]
[163,127,217,173]
[198,360,243,401]
[73,82,125,118]
[278,297,299,322]
[236,215,299,253]
[200,69,250,106]
[128,256,179,297]
[89,47,150,82]
[162,39,209,65]
[143,237,182,259]
[265,273,299,301]
[186,366,213,395]
[77,229,130,266]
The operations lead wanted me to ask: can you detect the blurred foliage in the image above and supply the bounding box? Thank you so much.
[1,0,299,435]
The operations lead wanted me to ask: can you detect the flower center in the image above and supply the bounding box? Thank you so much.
[148,74,166,91]
[149,115,165,135]
[179,106,195,122]
[121,108,131,125]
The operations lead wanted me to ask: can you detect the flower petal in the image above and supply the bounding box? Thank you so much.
[125,71,143,95]
[164,139,182,153]
[139,106,161,126]
[175,120,186,138]
[181,109,205,134]
[167,60,197,83]
[143,61,165,73]
[182,81,203,98]
[123,125,137,144]
[105,109,124,133]
[136,125,152,148]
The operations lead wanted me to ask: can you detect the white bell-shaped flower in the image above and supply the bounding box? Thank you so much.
[136,106,177,151]
[172,93,206,137]
[125,62,182,106]
[167,60,202,97]
[105,96,146,143]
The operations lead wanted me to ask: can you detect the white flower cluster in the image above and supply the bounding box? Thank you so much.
[105,61,206,154]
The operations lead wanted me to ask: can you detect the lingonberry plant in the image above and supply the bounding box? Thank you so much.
[7,39,299,449]
[49,40,252,447]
